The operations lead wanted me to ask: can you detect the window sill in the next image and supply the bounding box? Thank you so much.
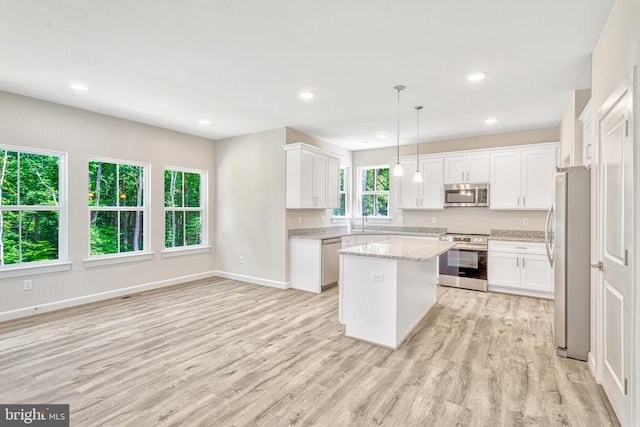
[364,217,392,224]
[83,252,154,268]
[162,246,212,258]
[0,261,73,279]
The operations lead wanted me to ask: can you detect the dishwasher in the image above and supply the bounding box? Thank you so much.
[321,237,341,289]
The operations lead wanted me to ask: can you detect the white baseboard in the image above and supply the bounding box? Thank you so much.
[587,352,599,382]
[0,271,217,323]
[213,270,290,290]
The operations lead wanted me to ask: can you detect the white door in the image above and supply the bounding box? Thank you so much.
[521,148,556,209]
[598,82,633,425]
[420,157,444,209]
[313,154,328,208]
[490,151,521,209]
[443,155,466,184]
[397,159,420,209]
[466,153,490,183]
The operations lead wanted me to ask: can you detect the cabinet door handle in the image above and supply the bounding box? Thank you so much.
[461,172,464,181]
[517,197,520,206]
[522,257,526,268]
[523,196,526,206]
[516,258,519,267]
[466,171,469,181]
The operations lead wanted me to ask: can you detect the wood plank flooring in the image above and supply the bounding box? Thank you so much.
[0,278,619,426]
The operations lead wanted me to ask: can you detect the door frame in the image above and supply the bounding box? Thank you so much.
[594,67,637,426]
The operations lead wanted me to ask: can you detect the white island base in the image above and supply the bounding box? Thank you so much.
[340,253,439,350]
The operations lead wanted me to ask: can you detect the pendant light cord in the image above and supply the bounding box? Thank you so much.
[394,85,405,163]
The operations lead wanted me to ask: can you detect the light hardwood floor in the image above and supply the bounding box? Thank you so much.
[0,278,619,426]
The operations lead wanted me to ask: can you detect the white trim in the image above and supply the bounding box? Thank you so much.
[0,261,72,279]
[588,352,598,381]
[214,270,290,290]
[0,270,217,322]
[83,251,154,268]
[161,246,211,258]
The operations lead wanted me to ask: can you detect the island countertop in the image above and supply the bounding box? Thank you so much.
[338,238,456,262]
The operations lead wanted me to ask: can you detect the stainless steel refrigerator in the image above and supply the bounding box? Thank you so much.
[544,166,590,361]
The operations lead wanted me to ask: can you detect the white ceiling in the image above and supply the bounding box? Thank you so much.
[0,1,615,151]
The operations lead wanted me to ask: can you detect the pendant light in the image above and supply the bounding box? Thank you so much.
[413,106,423,183]
[393,85,405,176]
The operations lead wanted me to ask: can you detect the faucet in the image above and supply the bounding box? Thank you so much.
[362,213,367,231]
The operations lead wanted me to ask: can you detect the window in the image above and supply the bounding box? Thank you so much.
[359,166,389,216]
[332,166,349,217]
[0,147,65,266]
[88,159,148,256]
[164,168,206,248]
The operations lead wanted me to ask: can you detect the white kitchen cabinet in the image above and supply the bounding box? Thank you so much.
[397,156,444,209]
[579,100,592,167]
[490,144,558,210]
[283,143,341,209]
[290,236,342,293]
[443,153,490,184]
[488,240,553,298]
[327,156,341,209]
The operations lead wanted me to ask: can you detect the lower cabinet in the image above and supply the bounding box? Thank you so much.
[488,241,553,299]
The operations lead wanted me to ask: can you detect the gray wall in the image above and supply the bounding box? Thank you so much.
[215,128,288,286]
[0,90,217,320]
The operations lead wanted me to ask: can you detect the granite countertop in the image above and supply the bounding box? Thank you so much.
[489,229,545,243]
[338,238,456,262]
[288,226,447,240]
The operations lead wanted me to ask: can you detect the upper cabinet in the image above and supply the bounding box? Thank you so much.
[443,153,490,184]
[579,100,592,168]
[284,143,341,209]
[397,156,444,209]
[490,143,558,210]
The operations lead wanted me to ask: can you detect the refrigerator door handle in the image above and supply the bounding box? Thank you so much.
[544,205,554,267]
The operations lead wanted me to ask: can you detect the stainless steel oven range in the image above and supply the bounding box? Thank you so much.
[438,233,488,292]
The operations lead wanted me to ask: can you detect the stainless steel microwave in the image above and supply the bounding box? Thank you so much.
[444,183,489,207]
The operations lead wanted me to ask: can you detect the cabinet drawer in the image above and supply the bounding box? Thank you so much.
[488,240,546,255]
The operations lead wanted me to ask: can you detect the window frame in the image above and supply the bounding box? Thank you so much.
[332,165,350,218]
[358,164,390,218]
[0,145,70,278]
[162,166,209,255]
[85,156,151,264]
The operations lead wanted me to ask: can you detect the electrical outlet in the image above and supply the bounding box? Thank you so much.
[297,217,302,225]
[523,218,529,226]
[321,216,325,224]
[372,273,384,282]
[432,217,437,224]
[239,256,244,264]
[398,216,405,223]
[23,280,32,291]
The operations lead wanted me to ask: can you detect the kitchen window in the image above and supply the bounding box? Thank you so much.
[332,166,349,217]
[0,146,66,269]
[359,166,389,217]
[164,167,207,249]
[88,158,149,257]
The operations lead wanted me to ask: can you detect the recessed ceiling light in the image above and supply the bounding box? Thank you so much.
[363,141,371,144]
[69,83,88,91]
[466,72,487,82]
[198,119,211,126]
[377,132,388,139]
[299,91,315,99]
[484,118,498,124]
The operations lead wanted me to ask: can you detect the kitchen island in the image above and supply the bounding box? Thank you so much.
[338,238,455,349]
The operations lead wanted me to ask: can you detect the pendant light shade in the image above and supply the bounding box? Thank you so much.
[413,106,423,183]
[393,85,405,176]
